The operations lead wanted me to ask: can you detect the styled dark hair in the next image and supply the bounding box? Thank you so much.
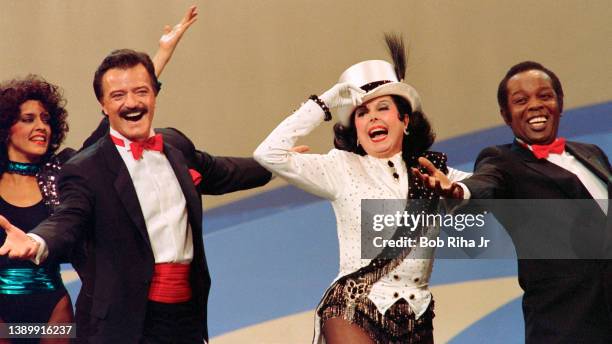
[93,49,161,102]
[0,75,69,170]
[497,61,564,120]
[333,95,435,166]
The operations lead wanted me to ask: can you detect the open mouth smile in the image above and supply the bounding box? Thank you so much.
[29,134,48,146]
[120,111,146,122]
[368,125,388,143]
[527,115,548,130]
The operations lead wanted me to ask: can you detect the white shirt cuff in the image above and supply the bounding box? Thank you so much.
[26,233,48,265]
[457,182,471,199]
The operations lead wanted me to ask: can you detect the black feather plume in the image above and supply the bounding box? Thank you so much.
[384,33,406,81]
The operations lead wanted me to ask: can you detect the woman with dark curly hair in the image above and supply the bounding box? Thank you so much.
[255,35,470,344]
[0,76,75,344]
[0,7,197,343]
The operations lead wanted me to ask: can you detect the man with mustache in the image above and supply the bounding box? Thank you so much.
[0,49,272,343]
[415,61,611,342]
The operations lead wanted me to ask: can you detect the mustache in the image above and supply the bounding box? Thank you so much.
[119,105,148,117]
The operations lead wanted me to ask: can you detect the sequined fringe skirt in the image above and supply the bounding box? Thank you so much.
[318,278,434,344]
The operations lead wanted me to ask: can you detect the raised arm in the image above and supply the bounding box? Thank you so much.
[80,6,198,151]
[253,83,363,200]
[152,5,198,77]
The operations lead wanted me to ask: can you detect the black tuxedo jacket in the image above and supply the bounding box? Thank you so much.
[462,141,612,343]
[33,128,271,343]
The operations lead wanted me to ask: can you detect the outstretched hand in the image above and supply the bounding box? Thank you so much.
[411,157,464,199]
[153,5,199,77]
[0,215,39,260]
[159,5,198,52]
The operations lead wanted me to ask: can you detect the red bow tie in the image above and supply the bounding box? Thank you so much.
[530,137,566,159]
[110,133,164,160]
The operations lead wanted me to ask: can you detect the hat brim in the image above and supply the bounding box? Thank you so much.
[337,82,422,126]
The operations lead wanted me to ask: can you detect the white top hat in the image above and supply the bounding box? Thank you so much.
[336,60,422,126]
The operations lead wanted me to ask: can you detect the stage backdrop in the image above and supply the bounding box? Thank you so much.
[2,1,610,343]
[1,0,610,208]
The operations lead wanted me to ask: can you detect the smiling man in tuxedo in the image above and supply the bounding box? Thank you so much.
[465,63,610,342]
[415,61,611,343]
[0,49,272,343]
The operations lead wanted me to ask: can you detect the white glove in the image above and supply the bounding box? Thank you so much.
[319,83,365,125]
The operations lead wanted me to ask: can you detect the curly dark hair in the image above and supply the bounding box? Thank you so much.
[497,61,564,121]
[333,95,435,166]
[0,75,69,170]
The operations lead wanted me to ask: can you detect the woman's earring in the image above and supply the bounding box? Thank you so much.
[356,138,360,146]
[403,126,409,135]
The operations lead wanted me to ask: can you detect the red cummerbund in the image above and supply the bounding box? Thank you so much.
[148,263,192,303]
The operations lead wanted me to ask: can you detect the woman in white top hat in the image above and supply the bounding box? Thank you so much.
[254,35,469,344]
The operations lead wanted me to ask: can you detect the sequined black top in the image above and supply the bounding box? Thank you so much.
[36,148,76,214]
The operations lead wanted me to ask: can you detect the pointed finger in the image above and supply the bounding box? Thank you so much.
[410,167,424,181]
[0,215,13,233]
[417,157,439,176]
[414,169,429,185]
[422,173,437,189]
[346,83,365,94]
[0,244,9,256]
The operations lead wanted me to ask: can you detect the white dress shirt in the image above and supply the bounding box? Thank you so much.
[254,100,470,320]
[110,128,193,263]
[546,149,608,213]
[30,129,193,265]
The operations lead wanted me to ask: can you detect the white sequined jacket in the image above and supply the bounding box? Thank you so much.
[254,100,471,323]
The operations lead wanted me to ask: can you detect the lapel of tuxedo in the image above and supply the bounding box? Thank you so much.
[510,141,589,198]
[565,142,611,184]
[101,135,151,247]
[163,143,201,232]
